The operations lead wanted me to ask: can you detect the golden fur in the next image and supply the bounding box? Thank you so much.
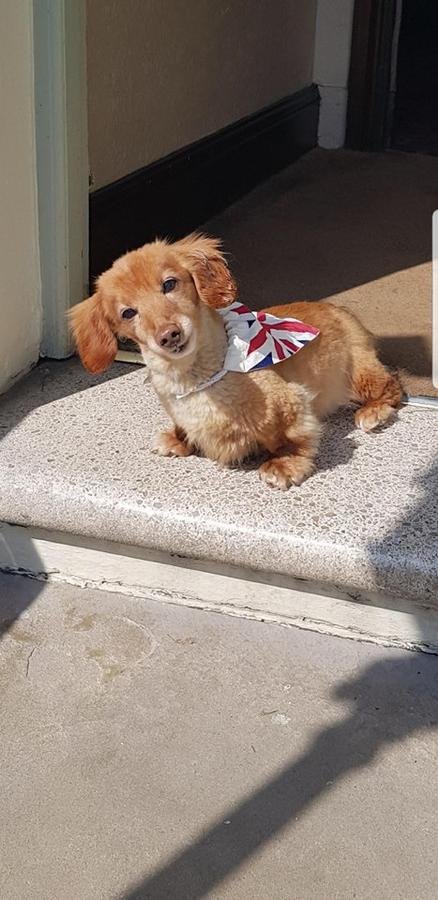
[70,234,402,489]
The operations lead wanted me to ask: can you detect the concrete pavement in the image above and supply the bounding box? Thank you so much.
[1,572,438,899]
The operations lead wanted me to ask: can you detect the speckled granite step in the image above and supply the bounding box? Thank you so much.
[0,359,437,604]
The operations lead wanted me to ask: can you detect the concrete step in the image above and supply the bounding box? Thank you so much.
[0,359,437,651]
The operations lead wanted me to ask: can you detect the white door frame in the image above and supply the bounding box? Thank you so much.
[33,0,88,358]
[313,0,355,149]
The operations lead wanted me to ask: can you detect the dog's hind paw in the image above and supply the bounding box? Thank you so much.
[354,402,396,432]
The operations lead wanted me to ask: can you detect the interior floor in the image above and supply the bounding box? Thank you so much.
[206,147,438,398]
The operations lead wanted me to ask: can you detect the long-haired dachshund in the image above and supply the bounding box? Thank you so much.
[70,234,401,489]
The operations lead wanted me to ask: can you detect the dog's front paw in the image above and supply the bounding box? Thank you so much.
[258,456,314,490]
[152,429,193,458]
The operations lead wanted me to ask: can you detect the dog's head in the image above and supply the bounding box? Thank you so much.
[69,234,237,373]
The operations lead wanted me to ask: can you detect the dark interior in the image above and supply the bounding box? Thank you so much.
[392,0,438,154]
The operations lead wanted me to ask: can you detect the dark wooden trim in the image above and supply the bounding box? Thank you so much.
[346,0,397,150]
[89,85,319,283]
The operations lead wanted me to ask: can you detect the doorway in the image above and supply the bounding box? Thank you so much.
[347,0,438,154]
[391,0,438,155]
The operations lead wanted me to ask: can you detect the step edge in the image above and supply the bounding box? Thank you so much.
[1,522,437,655]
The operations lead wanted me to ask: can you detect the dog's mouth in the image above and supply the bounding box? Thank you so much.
[171,339,188,354]
[160,334,192,358]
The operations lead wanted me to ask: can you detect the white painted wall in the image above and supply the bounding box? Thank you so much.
[87,0,317,189]
[313,0,355,148]
[0,1,42,393]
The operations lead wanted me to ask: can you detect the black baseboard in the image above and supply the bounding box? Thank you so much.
[89,84,319,283]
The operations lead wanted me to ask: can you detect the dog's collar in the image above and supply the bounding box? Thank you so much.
[176,301,320,399]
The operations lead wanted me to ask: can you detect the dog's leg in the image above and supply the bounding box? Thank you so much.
[351,351,403,432]
[258,426,320,491]
[153,426,194,457]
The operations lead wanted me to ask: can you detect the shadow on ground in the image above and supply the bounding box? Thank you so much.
[377,335,432,380]
[122,656,438,900]
[122,452,438,900]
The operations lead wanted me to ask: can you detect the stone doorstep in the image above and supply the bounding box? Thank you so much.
[0,358,437,651]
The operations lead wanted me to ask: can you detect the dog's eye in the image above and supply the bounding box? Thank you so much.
[121,307,137,320]
[162,277,177,294]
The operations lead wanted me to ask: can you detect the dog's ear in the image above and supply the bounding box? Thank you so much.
[69,293,118,373]
[175,233,237,308]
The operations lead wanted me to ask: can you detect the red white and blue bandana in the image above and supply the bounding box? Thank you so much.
[176,302,320,398]
[220,302,320,373]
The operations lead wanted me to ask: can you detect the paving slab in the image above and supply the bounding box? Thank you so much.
[1,573,438,900]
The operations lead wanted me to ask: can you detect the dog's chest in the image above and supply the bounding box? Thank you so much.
[155,373,257,445]
[168,389,229,439]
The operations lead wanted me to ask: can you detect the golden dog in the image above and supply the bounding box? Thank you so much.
[70,234,401,489]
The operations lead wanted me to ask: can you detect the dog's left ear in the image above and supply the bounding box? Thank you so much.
[175,233,237,308]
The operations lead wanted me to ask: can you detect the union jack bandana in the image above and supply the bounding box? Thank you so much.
[176,301,320,399]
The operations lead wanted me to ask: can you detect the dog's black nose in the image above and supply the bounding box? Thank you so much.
[159,326,182,349]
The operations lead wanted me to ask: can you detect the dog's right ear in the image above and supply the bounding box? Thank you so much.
[175,233,238,309]
[69,293,118,373]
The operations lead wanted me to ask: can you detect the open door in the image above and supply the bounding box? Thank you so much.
[346,0,438,155]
